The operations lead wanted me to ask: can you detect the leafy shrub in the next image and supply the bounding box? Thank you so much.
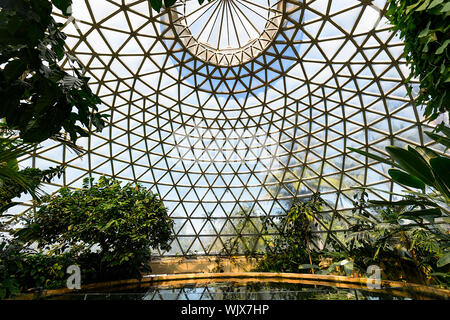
[0,166,64,215]
[387,0,449,121]
[324,192,450,285]
[254,194,323,273]
[349,125,450,277]
[0,0,106,143]
[0,241,75,299]
[211,206,266,257]
[18,176,174,282]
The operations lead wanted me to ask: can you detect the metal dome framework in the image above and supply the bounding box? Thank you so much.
[17,0,441,256]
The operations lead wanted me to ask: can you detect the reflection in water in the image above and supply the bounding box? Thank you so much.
[50,281,416,300]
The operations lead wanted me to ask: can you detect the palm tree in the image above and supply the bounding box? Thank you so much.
[0,137,41,206]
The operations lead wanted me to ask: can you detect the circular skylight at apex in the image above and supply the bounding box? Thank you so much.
[19,0,434,256]
[170,0,284,66]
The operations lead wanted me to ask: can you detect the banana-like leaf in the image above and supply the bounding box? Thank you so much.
[415,146,439,165]
[437,252,450,268]
[348,147,399,167]
[430,157,450,189]
[429,156,450,200]
[399,208,442,222]
[386,146,435,187]
[425,131,450,149]
[368,199,438,207]
[439,125,450,139]
[388,168,425,189]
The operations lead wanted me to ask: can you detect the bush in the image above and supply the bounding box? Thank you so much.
[0,241,75,299]
[321,191,450,286]
[387,0,449,122]
[254,194,323,273]
[18,176,174,282]
[0,0,106,143]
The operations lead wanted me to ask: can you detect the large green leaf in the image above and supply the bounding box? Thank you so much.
[388,168,425,189]
[425,131,450,149]
[399,208,442,222]
[368,199,438,207]
[429,157,450,198]
[164,0,177,7]
[414,146,439,164]
[51,0,73,16]
[430,157,450,185]
[437,252,450,268]
[386,146,435,186]
[438,125,450,139]
[348,147,399,167]
[149,0,163,12]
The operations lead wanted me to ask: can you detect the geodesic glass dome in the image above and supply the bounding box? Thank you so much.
[16,0,443,256]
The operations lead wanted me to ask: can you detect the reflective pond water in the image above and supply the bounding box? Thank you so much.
[45,280,439,300]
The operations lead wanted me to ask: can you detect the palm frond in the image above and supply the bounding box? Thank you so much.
[0,138,43,202]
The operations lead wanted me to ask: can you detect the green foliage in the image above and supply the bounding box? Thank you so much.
[0,136,65,219]
[0,0,107,143]
[349,125,450,213]
[325,191,450,285]
[212,206,266,256]
[0,241,75,299]
[17,176,174,281]
[347,125,450,284]
[387,0,449,121]
[0,166,64,216]
[0,138,44,205]
[0,243,20,299]
[254,194,323,273]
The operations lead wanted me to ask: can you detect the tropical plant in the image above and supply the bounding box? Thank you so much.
[0,137,62,218]
[16,176,174,281]
[0,241,75,299]
[0,0,107,143]
[0,166,63,210]
[210,206,267,256]
[346,125,450,284]
[0,135,65,222]
[349,125,450,219]
[254,194,323,273]
[322,191,450,285]
[386,0,449,122]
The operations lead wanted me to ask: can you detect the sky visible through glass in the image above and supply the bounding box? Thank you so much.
[13,0,440,256]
